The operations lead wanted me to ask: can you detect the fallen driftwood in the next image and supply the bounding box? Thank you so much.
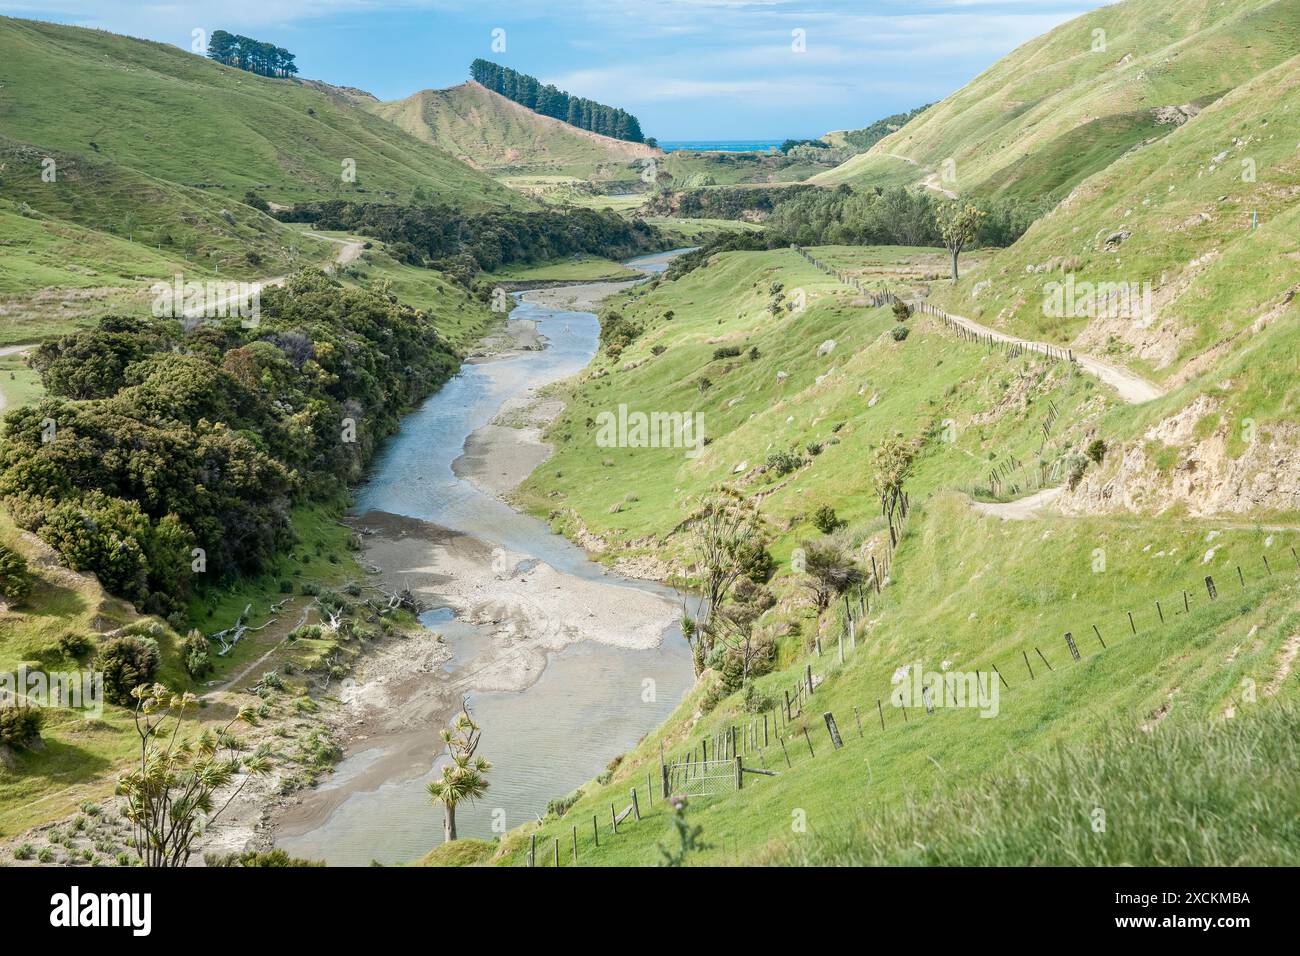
[364,584,428,614]
[208,604,277,657]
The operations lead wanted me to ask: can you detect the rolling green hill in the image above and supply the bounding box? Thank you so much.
[814,0,1300,200]
[371,81,660,182]
[0,17,525,210]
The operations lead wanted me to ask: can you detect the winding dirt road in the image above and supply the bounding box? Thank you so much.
[181,232,365,320]
[928,305,1164,404]
[968,487,1065,520]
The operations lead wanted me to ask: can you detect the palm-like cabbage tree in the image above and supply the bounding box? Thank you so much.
[427,705,491,842]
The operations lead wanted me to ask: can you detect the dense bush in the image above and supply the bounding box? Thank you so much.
[0,706,44,747]
[598,310,642,354]
[667,184,1050,280]
[96,633,160,706]
[277,201,663,278]
[0,541,32,605]
[182,629,212,679]
[1,272,460,613]
[765,449,803,477]
[57,631,93,659]
[736,539,776,584]
[812,505,843,534]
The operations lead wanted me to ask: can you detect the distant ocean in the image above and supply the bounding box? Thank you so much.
[657,140,783,153]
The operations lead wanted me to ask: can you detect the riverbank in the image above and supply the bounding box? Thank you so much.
[258,266,692,863]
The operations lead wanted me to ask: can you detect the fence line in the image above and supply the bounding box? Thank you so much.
[790,243,1077,365]
[525,544,1297,866]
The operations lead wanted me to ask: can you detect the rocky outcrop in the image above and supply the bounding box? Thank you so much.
[1063,396,1300,516]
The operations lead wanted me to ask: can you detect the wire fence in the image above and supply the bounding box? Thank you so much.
[523,540,1299,866]
[791,243,1077,365]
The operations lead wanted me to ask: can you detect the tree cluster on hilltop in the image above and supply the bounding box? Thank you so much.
[470,59,645,143]
[838,104,932,152]
[207,30,298,78]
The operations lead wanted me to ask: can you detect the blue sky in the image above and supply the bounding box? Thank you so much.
[5,1,1099,138]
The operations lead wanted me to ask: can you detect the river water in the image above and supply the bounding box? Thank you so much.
[275,251,695,865]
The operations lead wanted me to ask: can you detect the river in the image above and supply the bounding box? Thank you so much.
[274,250,696,865]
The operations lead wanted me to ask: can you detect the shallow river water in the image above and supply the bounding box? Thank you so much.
[275,251,695,865]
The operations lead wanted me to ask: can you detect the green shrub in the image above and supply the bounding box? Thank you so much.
[712,346,742,360]
[812,505,842,534]
[546,788,584,818]
[1086,438,1107,464]
[58,631,94,659]
[0,706,44,747]
[891,325,910,342]
[736,539,776,583]
[765,449,802,476]
[96,635,160,705]
[182,629,212,679]
[0,541,33,605]
[742,681,775,715]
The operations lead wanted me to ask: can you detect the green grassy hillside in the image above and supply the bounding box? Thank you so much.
[487,496,1300,866]
[515,247,1100,560]
[371,81,660,183]
[814,0,1300,200]
[0,17,524,210]
[474,243,1300,866]
[0,139,333,281]
[920,54,1300,517]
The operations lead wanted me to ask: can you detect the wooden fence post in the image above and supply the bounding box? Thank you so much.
[630,788,640,821]
[593,814,599,847]
[735,756,744,790]
[823,712,843,749]
[529,833,536,867]
[802,727,815,757]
